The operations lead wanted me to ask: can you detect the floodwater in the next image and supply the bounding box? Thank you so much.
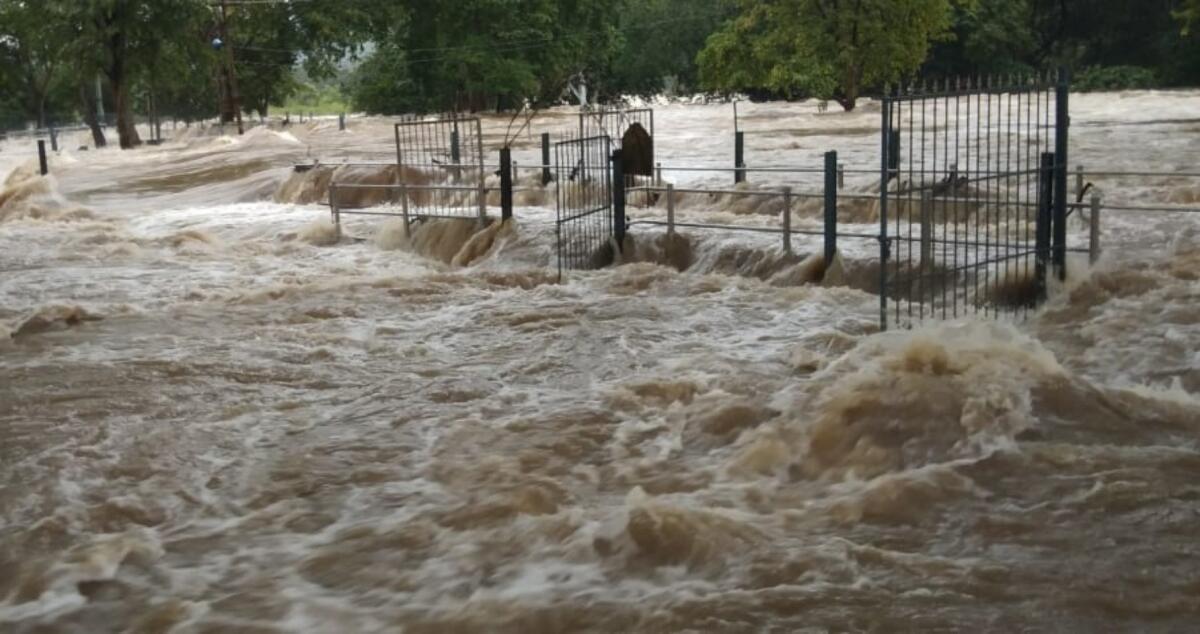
[2,92,1200,633]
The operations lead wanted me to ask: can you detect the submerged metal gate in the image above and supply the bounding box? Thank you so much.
[555,135,613,279]
[392,116,486,221]
[879,72,1069,329]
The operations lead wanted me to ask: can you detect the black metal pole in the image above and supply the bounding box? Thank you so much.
[500,147,514,221]
[339,113,345,131]
[612,149,626,250]
[824,150,838,268]
[37,141,48,176]
[1053,68,1070,281]
[887,129,901,183]
[734,131,745,184]
[49,126,58,152]
[879,98,892,331]
[541,133,552,186]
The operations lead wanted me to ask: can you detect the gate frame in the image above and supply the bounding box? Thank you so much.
[393,115,487,223]
[878,70,1070,330]
[554,134,614,280]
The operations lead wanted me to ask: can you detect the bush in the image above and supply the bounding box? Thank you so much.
[1073,65,1159,92]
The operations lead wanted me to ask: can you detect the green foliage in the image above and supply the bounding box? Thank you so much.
[0,0,72,126]
[699,0,960,110]
[607,0,733,96]
[276,80,350,116]
[347,0,631,114]
[5,0,1200,137]
[1180,0,1200,35]
[1074,65,1160,91]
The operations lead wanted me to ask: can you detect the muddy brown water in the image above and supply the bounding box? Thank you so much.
[2,95,1199,633]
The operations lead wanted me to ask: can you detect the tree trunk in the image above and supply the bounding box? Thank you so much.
[836,68,861,112]
[80,82,107,148]
[112,75,141,149]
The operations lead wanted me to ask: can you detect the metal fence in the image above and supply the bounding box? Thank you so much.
[879,73,1070,329]
[555,135,614,279]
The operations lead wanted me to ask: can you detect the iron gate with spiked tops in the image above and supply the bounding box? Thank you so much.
[579,107,654,144]
[392,116,487,222]
[878,71,1071,330]
[555,135,614,279]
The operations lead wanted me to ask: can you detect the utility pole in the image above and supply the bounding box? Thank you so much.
[218,0,244,135]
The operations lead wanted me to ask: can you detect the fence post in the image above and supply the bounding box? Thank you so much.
[920,191,933,266]
[339,113,346,131]
[666,184,675,236]
[512,161,519,182]
[1036,152,1055,298]
[49,127,58,152]
[838,162,845,189]
[1089,192,1101,265]
[451,122,461,165]
[655,162,663,186]
[400,181,411,233]
[824,151,838,268]
[477,180,487,224]
[612,149,626,250]
[541,132,552,186]
[499,147,514,222]
[1074,164,1084,201]
[329,182,341,241]
[1053,68,1070,281]
[782,186,793,255]
[37,141,48,176]
[734,130,745,184]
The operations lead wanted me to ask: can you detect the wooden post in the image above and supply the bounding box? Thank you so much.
[1089,192,1101,264]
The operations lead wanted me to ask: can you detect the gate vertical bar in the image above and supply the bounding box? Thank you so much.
[734,131,745,184]
[880,95,892,331]
[541,133,552,186]
[500,147,514,221]
[612,149,626,250]
[1053,68,1070,281]
[824,150,838,268]
[1036,152,1055,299]
[451,120,461,165]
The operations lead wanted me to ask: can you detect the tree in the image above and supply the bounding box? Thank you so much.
[50,0,211,149]
[347,0,632,114]
[608,0,734,96]
[698,0,960,110]
[1180,0,1199,35]
[0,0,69,127]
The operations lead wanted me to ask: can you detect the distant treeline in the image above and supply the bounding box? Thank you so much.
[2,0,1197,148]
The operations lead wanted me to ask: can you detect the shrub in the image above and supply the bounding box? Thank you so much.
[1073,65,1159,92]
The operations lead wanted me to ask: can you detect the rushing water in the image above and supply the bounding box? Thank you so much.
[2,93,1200,633]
